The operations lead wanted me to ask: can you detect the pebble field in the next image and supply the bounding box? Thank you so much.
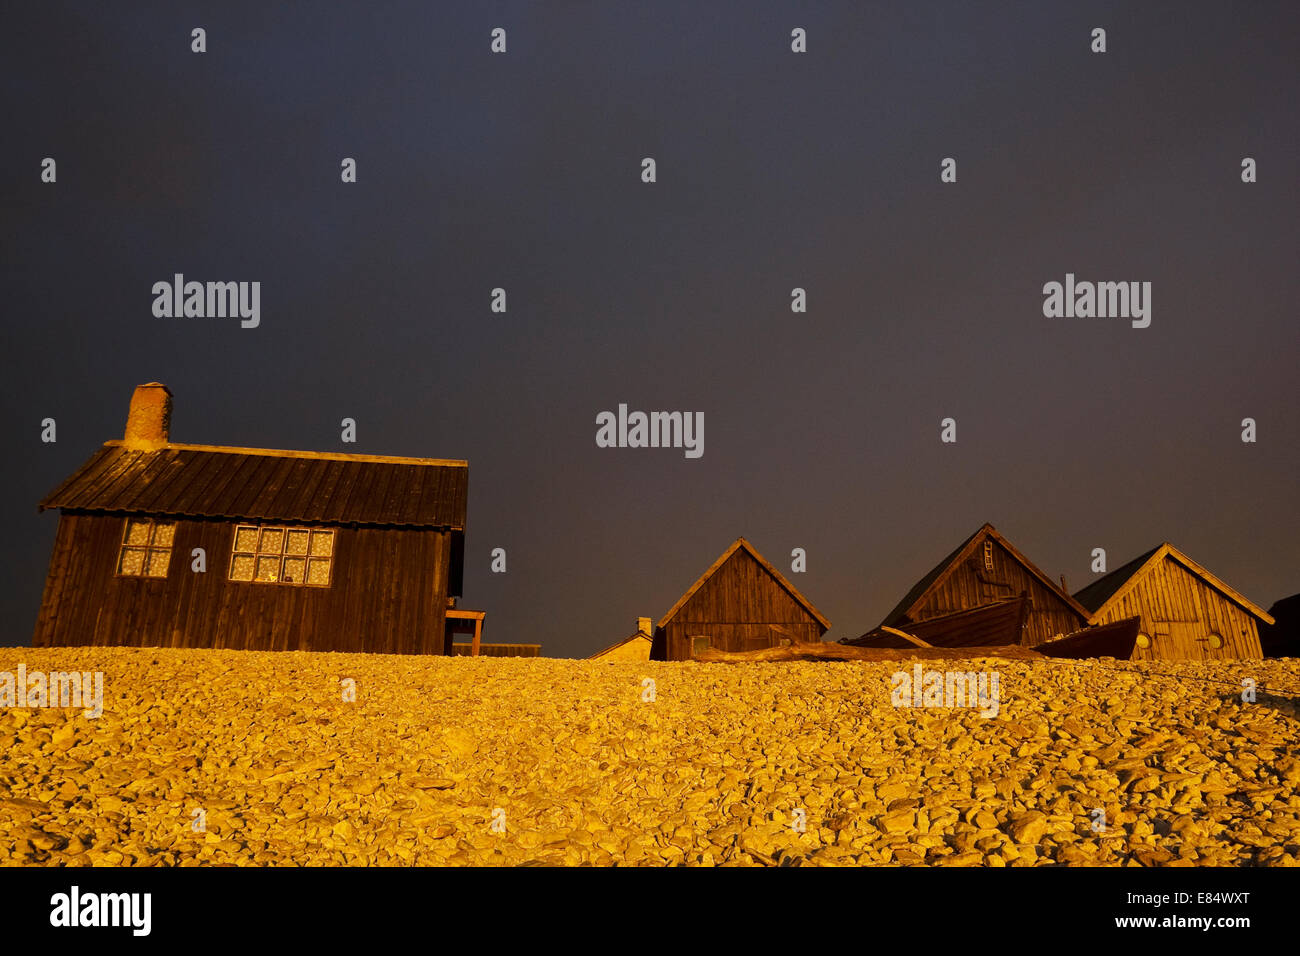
[2,647,1298,866]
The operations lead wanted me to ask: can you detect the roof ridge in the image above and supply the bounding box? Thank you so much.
[38,444,468,529]
[883,523,1088,625]
[658,537,831,631]
[102,440,467,468]
[1078,542,1274,624]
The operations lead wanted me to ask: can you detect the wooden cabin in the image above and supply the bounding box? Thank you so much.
[590,618,654,662]
[878,523,1089,649]
[33,383,468,654]
[1073,543,1272,660]
[652,538,830,661]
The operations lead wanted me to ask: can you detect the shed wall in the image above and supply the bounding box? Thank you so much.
[660,548,826,660]
[1089,556,1262,660]
[32,512,451,654]
[905,539,1084,647]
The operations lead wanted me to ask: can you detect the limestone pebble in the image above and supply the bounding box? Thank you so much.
[1,648,1297,866]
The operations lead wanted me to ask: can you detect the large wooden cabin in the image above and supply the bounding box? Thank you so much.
[652,538,830,661]
[33,383,468,654]
[1073,543,1272,660]
[877,523,1089,649]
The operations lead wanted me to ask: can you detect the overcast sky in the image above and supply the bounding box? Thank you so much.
[3,1,1297,654]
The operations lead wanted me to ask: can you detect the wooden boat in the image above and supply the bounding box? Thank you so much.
[1035,616,1140,659]
[693,642,1041,663]
[844,595,1029,649]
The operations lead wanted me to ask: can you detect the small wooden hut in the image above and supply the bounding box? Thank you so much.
[33,383,469,654]
[876,523,1089,648]
[1073,543,1272,660]
[652,538,830,661]
[590,618,654,662]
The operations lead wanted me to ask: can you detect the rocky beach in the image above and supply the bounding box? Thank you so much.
[2,648,1297,866]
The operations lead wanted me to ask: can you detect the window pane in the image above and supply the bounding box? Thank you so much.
[146,549,171,577]
[230,554,255,581]
[259,528,284,554]
[255,556,281,582]
[234,527,259,552]
[307,558,331,586]
[119,547,146,575]
[285,530,310,555]
[283,557,307,583]
[152,522,176,547]
[310,531,333,557]
[125,520,152,545]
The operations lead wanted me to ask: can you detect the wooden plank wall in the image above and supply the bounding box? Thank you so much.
[32,512,451,654]
[661,548,826,660]
[1091,555,1262,660]
[908,539,1084,648]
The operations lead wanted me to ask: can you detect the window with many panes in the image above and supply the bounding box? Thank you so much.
[229,525,334,587]
[118,518,176,578]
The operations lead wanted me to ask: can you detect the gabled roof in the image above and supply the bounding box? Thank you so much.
[1073,543,1274,625]
[658,537,831,631]
[588,630,654,659]
[882,523,1090,625]
[39,441,468,530]
[1072,546,1160,613]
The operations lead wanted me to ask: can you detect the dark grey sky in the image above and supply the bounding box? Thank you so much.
[4,1,1297,654]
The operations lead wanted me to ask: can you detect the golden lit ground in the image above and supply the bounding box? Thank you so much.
[1,647,1298,866]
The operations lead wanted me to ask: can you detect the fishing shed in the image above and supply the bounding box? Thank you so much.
[33,383,469,654]
[1073,543,1271,660]
[652,538,830,661]
[590,617,655,662]
[878,523,1089,648]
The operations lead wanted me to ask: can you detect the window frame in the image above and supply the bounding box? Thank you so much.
[116,517,177,579]
[228,523,335,588]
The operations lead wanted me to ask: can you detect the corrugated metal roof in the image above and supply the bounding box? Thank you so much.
[39,442,467,529]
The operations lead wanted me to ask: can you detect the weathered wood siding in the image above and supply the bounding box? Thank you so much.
[1089,555,1263,660]
[32,512,451,654]
[904,539,1085,648]
[658,548,826,661]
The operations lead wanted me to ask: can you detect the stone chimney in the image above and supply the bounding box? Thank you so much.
[123,383,173,451]
[636,616,653,636]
